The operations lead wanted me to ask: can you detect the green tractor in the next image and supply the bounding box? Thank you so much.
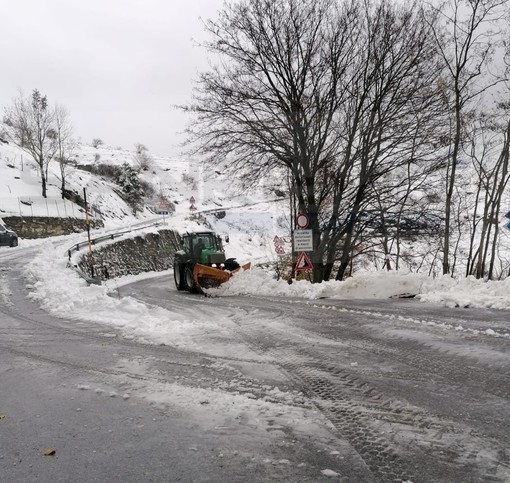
[173,231,249,293]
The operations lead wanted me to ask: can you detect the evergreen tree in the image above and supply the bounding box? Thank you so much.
[116,163,144,214]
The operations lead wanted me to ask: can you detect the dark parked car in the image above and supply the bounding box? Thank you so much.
[0,224,18,247]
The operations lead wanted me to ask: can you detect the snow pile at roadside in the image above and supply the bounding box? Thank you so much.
[23,242,268,359]
[24,242,204,349]
[212,266,510,310]
[212,267,427,299]
[417,275,510,310]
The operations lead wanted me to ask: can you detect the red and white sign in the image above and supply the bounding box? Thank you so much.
[273,235,286,255]
[295,251,313,271]
[296,213,309,229]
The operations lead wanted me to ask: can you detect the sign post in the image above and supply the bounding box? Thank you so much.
[83,187,94,276]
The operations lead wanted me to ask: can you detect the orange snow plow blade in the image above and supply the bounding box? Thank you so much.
[193,262,251,290]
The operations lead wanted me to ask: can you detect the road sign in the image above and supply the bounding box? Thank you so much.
[293,229,313,251]
[296,212,309,229]
[273,235,284,245]
[295,252,313,271]
[275,245,286,255]
[273,235,286,255]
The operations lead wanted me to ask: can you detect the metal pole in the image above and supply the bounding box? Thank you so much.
[83,188,94,276]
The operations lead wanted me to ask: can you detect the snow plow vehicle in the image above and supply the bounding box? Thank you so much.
[173,231,250,293]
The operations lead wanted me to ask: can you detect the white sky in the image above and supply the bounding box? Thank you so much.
[0,0,224,156]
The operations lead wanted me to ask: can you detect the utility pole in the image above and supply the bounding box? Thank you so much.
[83,187,94,276]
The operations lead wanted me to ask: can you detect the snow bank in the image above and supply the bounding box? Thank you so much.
[212,267,427,299]
[212,267,510,310]
[24,242,204,349]
[418,275,510,310]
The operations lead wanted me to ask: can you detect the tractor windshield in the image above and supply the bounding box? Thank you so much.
[191,233,218,261]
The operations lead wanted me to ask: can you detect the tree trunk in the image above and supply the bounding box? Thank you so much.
[41,171,47,198]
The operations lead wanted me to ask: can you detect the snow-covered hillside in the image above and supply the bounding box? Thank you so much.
[0,132,290,265]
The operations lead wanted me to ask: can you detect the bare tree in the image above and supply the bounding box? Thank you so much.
[425,0,508,275]
[185,0,357,281]
[135,143,148,154]
[54,104,74,198]
[186,0,445,282]
[133,143,153,171]
[3,89,58,198]
[466,113,510,279]
[319,0,445,280]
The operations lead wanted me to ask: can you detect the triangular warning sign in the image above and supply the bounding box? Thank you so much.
[295,252,313,271]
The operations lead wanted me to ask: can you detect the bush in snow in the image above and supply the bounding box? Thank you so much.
[91,138,104,148]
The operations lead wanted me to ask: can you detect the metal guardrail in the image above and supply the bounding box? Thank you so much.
[66,219,166,258]
[195,197,288,216]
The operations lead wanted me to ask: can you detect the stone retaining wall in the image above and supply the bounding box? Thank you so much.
[78,229,179,281]
[3,216,103,239]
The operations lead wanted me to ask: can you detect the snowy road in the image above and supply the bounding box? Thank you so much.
[1,247,509,482]
[1,259,358,482]
[124,276,510,482]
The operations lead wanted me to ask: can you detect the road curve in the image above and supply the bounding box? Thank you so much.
[122,274,510,483]
[1,246,509,483]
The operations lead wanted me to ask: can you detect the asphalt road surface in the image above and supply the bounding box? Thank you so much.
[1,257,509,482]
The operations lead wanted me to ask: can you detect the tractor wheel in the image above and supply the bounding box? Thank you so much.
[184,264,197,293]
[173,259,186,291]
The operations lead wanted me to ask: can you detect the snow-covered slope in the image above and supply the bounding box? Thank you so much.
[0,132,289,266]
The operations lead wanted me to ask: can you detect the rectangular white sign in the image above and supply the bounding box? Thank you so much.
[293,229,313,252]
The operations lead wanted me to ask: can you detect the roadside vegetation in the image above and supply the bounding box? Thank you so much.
[185,0,510,281]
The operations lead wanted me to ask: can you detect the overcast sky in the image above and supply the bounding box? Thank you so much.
[0,0,224,156]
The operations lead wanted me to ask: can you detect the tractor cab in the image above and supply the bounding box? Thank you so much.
[181,231,225,265]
